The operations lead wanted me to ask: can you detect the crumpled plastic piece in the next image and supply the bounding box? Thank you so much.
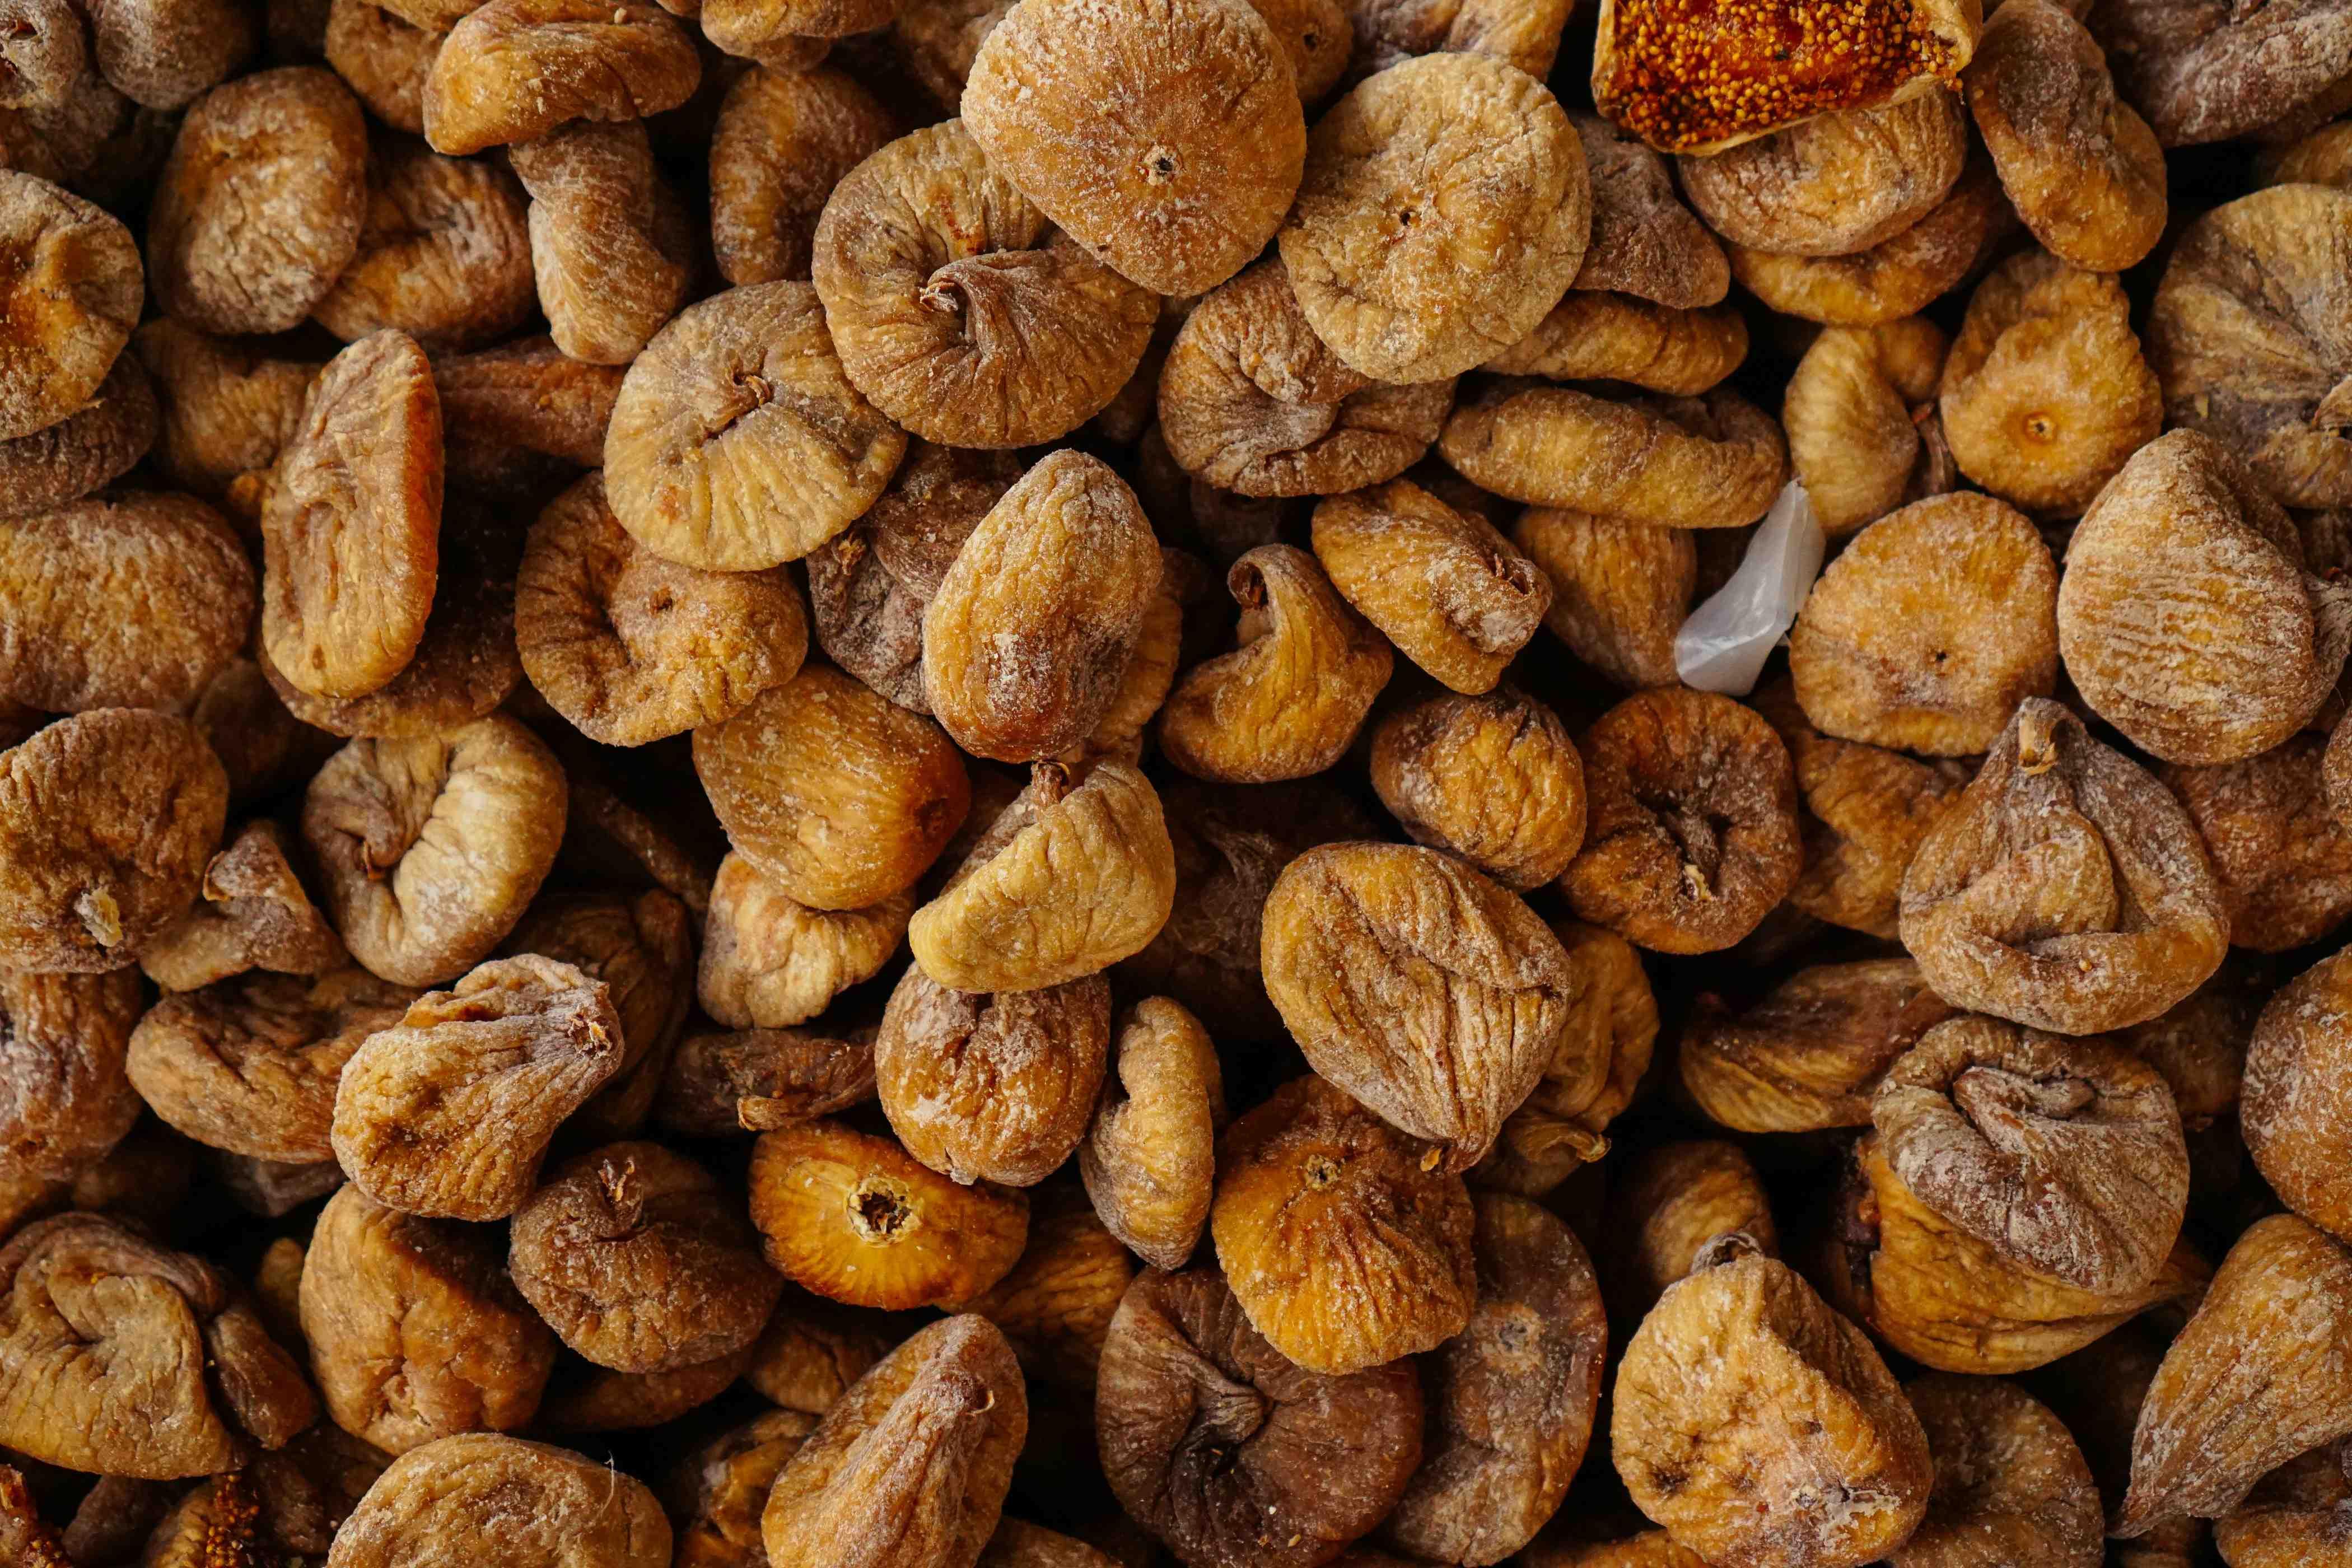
[1676,478,1826,695]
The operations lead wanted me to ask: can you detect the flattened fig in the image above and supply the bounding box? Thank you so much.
[139,820,344,993]
[326,1433,669,1567]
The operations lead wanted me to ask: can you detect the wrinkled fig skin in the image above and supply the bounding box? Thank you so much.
[1157,544,1394,784]
[760,1314,1028,1568]
[2092,0,2352,147]
[1261,842,1574,1172]
[0,1212,318,1477]
[330,954,623,1221]
[302,716,570,988]
[2119,1215,2352,1535]
[1833,1131,2211,1376]
[1602,1140,1780,1328]
[1611,1239,1933,1568]
[1211,1074,1477,1375]
[1080,997,1224,1272]
[2243,947,2352,1243]
[301,1183,558,1455]
[510,1141,783,1374]
[0,708,230,974]
[1368,687,1586,891]
[1562,687,1803,955]
[1382,1193,1607,1566]
[138,819,346,993]
[326,1432,672,1568]
[1872,1015,2190,1295]
[1893,1374,2103,1568]
[0,967,143,1182]
[656,1025,878,1136]
[1898,698,2231,1035]
[1096,1266,1425,1568]
[1678,957,1955,1136]
[127,965,417,1163]
[2060,430,2352,764]
[876,963,1111,1187]
[1476,920,1657,1197]
[698,852,908,1030]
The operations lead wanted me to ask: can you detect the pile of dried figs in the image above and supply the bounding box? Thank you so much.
[6,0,2352,1561]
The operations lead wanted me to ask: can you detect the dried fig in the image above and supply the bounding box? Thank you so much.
[312,138,535,350]
[877,963,1110,1187]
[1781,316,1949,537]
[693,664,969,912]
[1675,92,1968,258]
[760,1315,1026,1568]
[1510,508,1695,689]
[509,120,693,366]
[604,280,906,572]
[1900,698,2230,1034]
[655,1024,876,1136]
[517,472,808,746]
[1260,842,1570,1170]
[0,169,138,441]
[510,1141,782,1372]
[668,1408,822,1568]
[1570,111,1728,309]
[1078,997,1222,1272]
[0,968,143,1181]
[133,320,318,516]
[0,491,255,715]
[303,716,568,986]
[1965,0,2165,272]
[1156,545,1393,783]
[922,451,1162,763]
[331,955,622,1220]
[1155,258,1454,499]
[2091,0,2352,146]
[1095,1263,1424,1568]
[2118,1214,2352,1534]
[1562,687,1802,955]
[1369,687,1585,891]
[1678,956,1953,1135]
[749,1119,1028,1309]
[1485,292,1749,395]
[0,1211,315,1477]
[138,820,344,993]
[1277,52,1587,382]
[813,119,1157,449]
[0,708,228,974]
[1382,1193,1607,1567]
[709,63,894,286]
[1474,920,1656,1197]
[127,965,413,1162]
[325,1432,669,1567]
[2166,734,2352,953]
[148,67,367,335]
[1611,1236,1933,1568]
[1940,249,2163,515]
[1211,1073,1477,1374]
[1603,1140,1779,1326]
[2242,947,2352,1243]
[1437,382,1786,528]
[0,354,153,520]
[1893,1374,2103,1568]
[299,1183,557,1453]
[1789,492,2059,755]
[420,0,698,155]
[951,1186,1135,1392]
[745,1290,891,1415]
[1723,160,2015,327]
[698,852,907,1030]
[961,0,1305,297]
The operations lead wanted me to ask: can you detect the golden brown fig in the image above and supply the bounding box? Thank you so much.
[748,1119,1028,1310]
[2060,428,2352,766]
[1310,479,1550,695]
[1789,493,2059,757]
[1475,920,1656,1197]
[2164,736,2352,954]
[1369,686,1586,892]
[330,955,622,1221]
[922,451,1163,764]
[300,1183,557,1454]
[909,760,1175,995]
[1602,1140,1779,1327]
[760,1314,1026,1568]
[1900,698,2230,1035]
[875,964,1110,1188]
[1261,842,1574,1172]
[2213,1440,2352,1568]
[0,968,143,1182]
[1210,1074,1476,1375]
[138,820,344,993]
[1157,544,1393,783]
[961,0,1305,297]
[326,1434,670,1567]
[697,852,908,1030]
[1678,957,1953,1135]
[693,664,970,912]
[2243,948,2352,1244]
[1562,687,1802,955]
[1611,1235,1933,1568]
[2119,1215,2352,1535]
[1781,316,1950,538]
[1892,1374,2103,1568]
[1079,997,1224,1272]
